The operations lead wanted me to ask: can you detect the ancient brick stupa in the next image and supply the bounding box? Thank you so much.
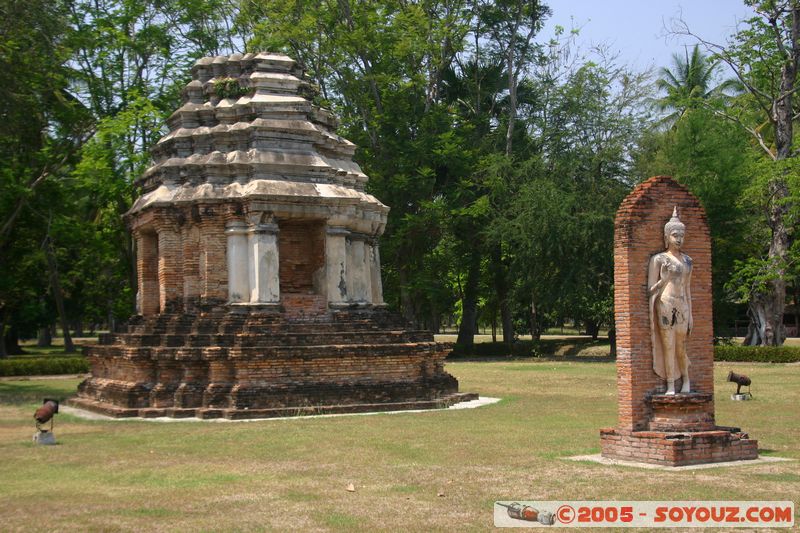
[600,176,757,466]
[72,53,472,419]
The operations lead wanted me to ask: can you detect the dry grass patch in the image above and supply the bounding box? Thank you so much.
[0,362,797,531]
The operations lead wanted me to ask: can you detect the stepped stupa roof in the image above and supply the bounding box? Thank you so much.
[128,52,387,221]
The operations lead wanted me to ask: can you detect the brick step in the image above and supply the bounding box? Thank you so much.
[120,308,407,330]
[280,294,329,319]
[232,330,434,346]
[102,329,434,347]
[122,317,410,335]
[237,322,409,334]
[71,386,470,417]
[87,341,445,361]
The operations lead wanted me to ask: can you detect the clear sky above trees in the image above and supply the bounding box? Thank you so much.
[543,0,753,71]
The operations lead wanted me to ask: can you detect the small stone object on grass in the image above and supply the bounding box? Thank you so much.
[33,431,56,445]
[346,483,355,492]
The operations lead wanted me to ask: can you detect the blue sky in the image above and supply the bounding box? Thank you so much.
[542,0,754,73]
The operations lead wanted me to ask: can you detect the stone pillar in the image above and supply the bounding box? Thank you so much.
[225,220,250,303]
[325,227,349,305]
[346,235,370,303]
[360,237,373,303]
[157,226,183,313]
[247,217,280,303]
[136,231,159,316]
[368,240,384,305]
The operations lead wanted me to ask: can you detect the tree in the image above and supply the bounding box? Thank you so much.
[0,0,94,354]
[655,44,739,126]
[243,0,477,331]
[635,106,753,334]
[438,58,515,347]
[63,0,245,326]
[473,0,550,346]
[475,0,551,156]
[1,0,248,355]
[493,48,649,341]
[673,0,800,345]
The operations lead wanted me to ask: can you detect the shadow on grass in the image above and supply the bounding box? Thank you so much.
[2,344,87,358]
[0,380,80,406]
[448,338,613,361]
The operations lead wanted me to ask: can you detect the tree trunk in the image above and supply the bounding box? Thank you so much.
[500,297,513,345]
[746,285,785,346]
[107,298,117,333]
[743,316,757,346]
[586,319,599,340]
[530,292,541,341]
[37,326,52,347]
[749,175,791,345]
[398,267,416,326]
[491,245,514,345]
[429,308,441,335]
[608,328,617,357]
[0,309,6,358]
[456,252,481,348]
[3,325,25,355]
[505,45,517,156]
[749,5,799,345]
[73,319,84,338]
[45,238,75,353]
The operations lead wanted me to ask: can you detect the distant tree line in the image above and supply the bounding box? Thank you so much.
[1,0,799,356]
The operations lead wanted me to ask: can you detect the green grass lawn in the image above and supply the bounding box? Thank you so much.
[0,362,798,532]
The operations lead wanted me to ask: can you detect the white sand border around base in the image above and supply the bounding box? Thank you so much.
[61,396,502,423]
[567,453,793,471]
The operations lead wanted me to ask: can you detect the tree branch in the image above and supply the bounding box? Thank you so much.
[768,7,789,60]
[0,129,95,249]
[709,106,776,160]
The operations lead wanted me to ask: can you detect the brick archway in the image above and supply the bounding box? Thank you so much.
[613,175,714,431]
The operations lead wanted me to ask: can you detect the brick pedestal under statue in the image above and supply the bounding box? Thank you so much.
[71,53,474,419]
[600,176,758,466]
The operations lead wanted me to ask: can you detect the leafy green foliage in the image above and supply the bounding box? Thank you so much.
[449,338,608,358]
[0,355,89,376]
[4,0,795,349]
[726,257,787,305]
[0,0,95,354]
[491,55,646,335]
[1,0,247,352]
[654,44,739,126]
[636,102,753,328]
[213,78,250,99]
[714,345,800,363]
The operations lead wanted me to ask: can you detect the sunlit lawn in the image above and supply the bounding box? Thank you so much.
[0,361,798,532]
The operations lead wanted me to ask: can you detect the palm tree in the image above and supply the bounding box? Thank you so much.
[655,45,740,126]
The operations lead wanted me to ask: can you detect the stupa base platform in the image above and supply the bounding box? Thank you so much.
[600,427,758,467]
[73,306,472,419]
[68,392,478,420]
